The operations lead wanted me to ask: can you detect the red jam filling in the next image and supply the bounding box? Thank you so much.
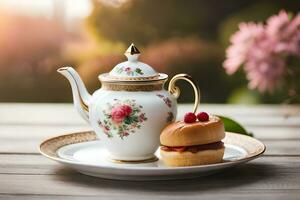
[161,141,224,153]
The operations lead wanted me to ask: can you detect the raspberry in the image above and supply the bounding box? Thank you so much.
[184,112,197,123]
[197,112,209,122]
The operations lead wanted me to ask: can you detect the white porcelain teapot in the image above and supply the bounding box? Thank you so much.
[58,44,200,162]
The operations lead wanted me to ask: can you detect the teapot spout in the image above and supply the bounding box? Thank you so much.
[57,67,91,122]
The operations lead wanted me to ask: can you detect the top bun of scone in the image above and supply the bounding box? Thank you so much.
[160,115,225,147]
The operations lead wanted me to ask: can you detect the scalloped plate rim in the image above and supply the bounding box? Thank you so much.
[39,131,265,174]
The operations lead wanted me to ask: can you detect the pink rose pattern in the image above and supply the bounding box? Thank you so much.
[98,99,147,139]
[157,94,175,123]
[166,111,174,123]
[111,105,132,123]
[116,66,144,76]
[156,94,172,108]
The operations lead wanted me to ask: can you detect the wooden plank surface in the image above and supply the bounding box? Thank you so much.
[0,192,300,200]
[0,156,299,198]
[0,103,299,200]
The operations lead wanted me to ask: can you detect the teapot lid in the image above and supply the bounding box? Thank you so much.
[99,44,167,82]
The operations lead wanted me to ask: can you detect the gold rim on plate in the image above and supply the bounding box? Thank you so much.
[39,131,266,166]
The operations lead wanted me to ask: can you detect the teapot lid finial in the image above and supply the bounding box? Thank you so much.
[124,43,140,62]
[102,43,168,82]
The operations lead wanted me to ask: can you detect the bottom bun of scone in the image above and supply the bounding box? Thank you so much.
[160,147,225,167]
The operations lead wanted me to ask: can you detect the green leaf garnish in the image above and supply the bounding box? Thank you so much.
[217,115,253,137]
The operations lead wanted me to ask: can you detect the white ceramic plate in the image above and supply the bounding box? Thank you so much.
[39,131,265,180]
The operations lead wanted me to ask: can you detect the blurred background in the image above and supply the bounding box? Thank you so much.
[0,0,299,104]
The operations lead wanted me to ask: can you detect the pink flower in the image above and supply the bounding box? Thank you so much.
[244,32,286,92]
[125,67,131,72]
[266,10,300,55]
[111,108,126,123]
[245,55,285,92]
[139,113,146,122]
[103,126,110,133]
[266,10,290,39]
[111,105,132,123]
[223,22,264,74]
[223,10,300,93]
[121,132,129,137]
[120,105,132,116]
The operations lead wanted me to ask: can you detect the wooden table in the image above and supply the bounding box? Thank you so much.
[0,103,299,199]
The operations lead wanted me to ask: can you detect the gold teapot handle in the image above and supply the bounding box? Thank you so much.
[168,74,200,113]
